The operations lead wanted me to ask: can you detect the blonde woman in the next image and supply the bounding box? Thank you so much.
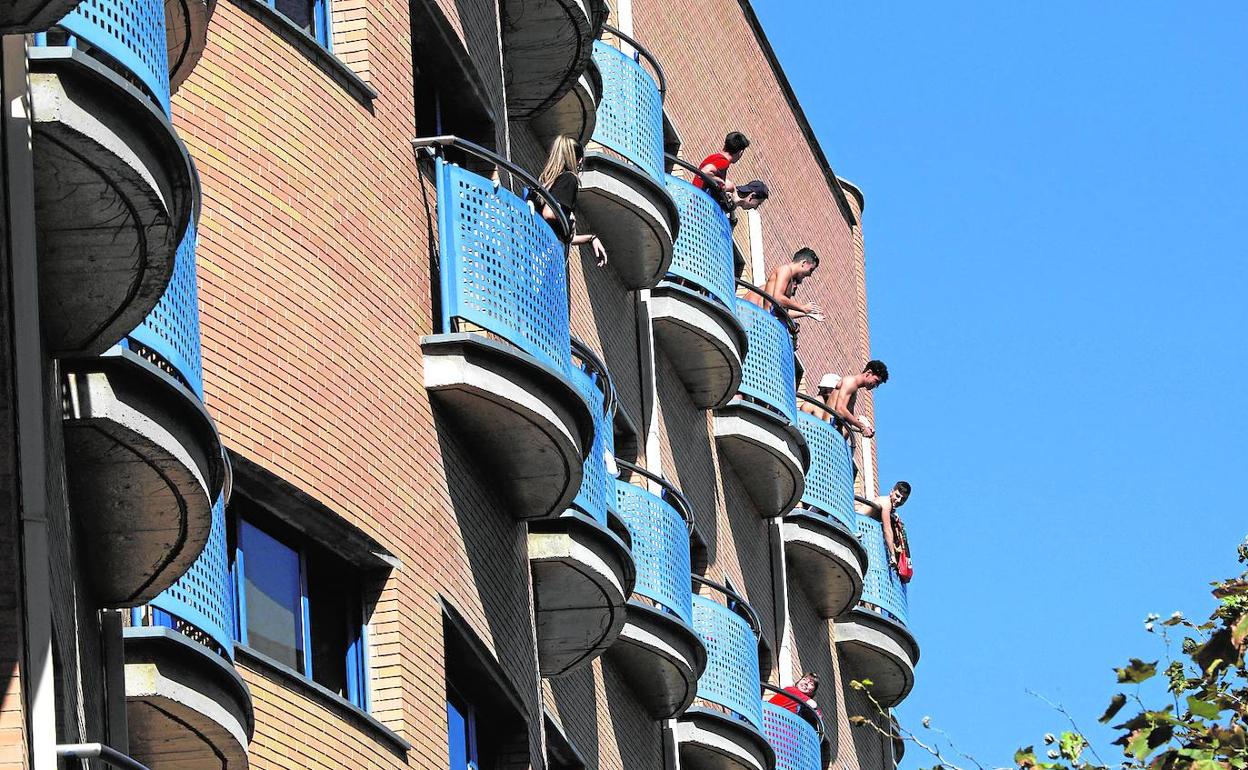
[533,136,608,267]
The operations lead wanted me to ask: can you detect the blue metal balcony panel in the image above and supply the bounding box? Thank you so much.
[570,365,614,525]
[55,0,171,112]
[437,159,571,377]
[150,499,234,658]
[590,41,664,182]
[665,175,735,310]
[734,298,797,425]
[855,514,909,625]
[126,218,203,397]
[691,595,763,730]
[614,480,692,625]
[794,413,854,529]
[763,702,821,770]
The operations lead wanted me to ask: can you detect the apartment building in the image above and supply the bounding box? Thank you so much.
[0,0,918,767]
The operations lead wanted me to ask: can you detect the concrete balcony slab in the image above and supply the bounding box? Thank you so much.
[651,282,745,409]
[578,152,677,290]
[713,402,806,517]
[501,0,599,119]
[782,510,867,619]
[604,601,706,720]
[531,65,600,146]
[835,608,920,708]
[166,0,215,90]
[676,707,776,770]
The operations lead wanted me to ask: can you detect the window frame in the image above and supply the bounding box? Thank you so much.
[229,511,370,709]
[446,684,480,770]
[268,0,332,48]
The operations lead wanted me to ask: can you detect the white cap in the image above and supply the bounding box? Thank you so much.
[817,373,841,392]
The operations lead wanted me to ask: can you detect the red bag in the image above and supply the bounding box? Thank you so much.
[896,552,914,584]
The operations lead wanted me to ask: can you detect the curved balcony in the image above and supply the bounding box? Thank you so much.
[30,0,195,356]
[714,295,807,518]
[835,515,919,708]
[532,60,601,146]
[63,221,226,607]
[651,175,746,408]
[580,34,677,290]
[418,139,594,520]
[677,580,775,770]
[126,500,253,768]
[501,0,605,120]
[166,0,216,90]
[0,0,79,33]
[783,407,868,618]
[531,343,634,677]
[761,686,825,770]
[606,469,706,719]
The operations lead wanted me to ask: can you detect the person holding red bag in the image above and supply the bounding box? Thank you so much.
[868,481,913,584]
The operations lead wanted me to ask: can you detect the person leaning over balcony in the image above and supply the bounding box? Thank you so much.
[817,360,889,439]
[729,180,769,212]
[533,135,609,267]
[748,248,823,324]
[866,481,912,576]
[768,672,823,727]
[693,131,750,201]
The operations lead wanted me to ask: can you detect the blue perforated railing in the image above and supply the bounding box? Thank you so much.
[735,297,797,425]
[856,515,909,626]
[140,498,234,659]
[590,40,665,182]
[615,479,692,626]
[664,175,735,310]
[124,217,204,398]
[570,355,615,525]
[43,0,171,113]
[691,593,764,729]
[793,412,855,529]
[763,701,822,770]
[436,158,572,377]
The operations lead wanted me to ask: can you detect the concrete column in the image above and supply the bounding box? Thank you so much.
[748,208,765,283]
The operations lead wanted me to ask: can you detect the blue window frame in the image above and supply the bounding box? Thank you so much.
[230,511,369,709]
[446,686,479,770]
[271,0,331,47]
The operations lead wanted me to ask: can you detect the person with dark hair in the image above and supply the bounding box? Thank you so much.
[692,131,751,201]
[729,179,769,211]
[866,481,912,578]
[750,248,822,324]
[768,673,822,726]
[816,360,888,438]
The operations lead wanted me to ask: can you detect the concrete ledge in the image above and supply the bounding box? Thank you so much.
[782,510,867,619]
[578,152,678,290]
[712,402,807,517]
[124,627,253,769]
[167,0,216,90]
[423,333,593,519]
[604,601,706,719]
[502,0,595,119]
[62,349,224,607]
[835,609,920,707]
[651,282,746,409]
[28,49,194,356]
[531,64,600,146]
[0,0,80,33]
[676,707,776,770]
[529,513,634,677]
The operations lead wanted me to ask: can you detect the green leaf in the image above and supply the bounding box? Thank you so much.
[1100,693,1128,723]
[1192,760,1222,770]
[1117,658,1159,684]
[848,715,869,726]
[1059,732,1085,761]
[1127,728,1155,760]
[1014,746,1036,768]
[1187,695,1222,720]
[1232,612,1248,651]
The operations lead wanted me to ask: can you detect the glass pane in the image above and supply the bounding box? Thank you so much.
[447,694,474,769]
[307,557,351,700]
[274,0,314,34]
[239,520,303,670]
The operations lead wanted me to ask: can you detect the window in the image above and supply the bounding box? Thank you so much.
[446,686,479,770]
[271,0,330,47]
[230,510,369,708]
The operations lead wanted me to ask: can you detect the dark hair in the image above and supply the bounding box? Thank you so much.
[893,481,912,501]
[793,248,819,267]
[864,360,889,383]
[735,180,769,200]
[724,132,750,154]
[799,672,820,692]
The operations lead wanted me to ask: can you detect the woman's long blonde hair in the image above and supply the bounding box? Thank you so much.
[538,135,582,189]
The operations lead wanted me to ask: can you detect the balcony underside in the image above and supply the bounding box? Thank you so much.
[423,333,593,519]
[605,601,706,719]
[651,282,746,409]
[677,707,776,770]
[713,403,806,517]
[531,65,600,146]
[125,628,253,769]
[501,0,596,119]
[62,350,224,607]
[578,152,677,290]
[167,0,216,91]
[29,49,193,357]
[782,510,867,618]
[836,609,920,707]
[530,514,634,677]
[0,0,79,33]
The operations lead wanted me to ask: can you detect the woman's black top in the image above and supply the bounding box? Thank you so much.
[528,170,579,240]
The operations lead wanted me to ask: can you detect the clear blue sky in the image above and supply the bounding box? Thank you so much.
[755,3,1248,767]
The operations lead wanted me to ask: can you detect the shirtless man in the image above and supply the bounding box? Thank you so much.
[866,481,911,572]
[754,248,822,322]
[815,360,889,438]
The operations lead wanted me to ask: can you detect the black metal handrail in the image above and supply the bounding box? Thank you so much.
[735,278,799,339]
[666,152,726,191]
[57,744,152,770]
[796,391,832,414]
[614,459,695,533]
[411,135,572,248]
[571,336,618,418]
[761,682,827,742]
[854,494,882,514]
[603,24,667,102]
[690,574,762,639]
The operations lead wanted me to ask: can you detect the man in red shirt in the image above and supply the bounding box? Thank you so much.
[693,132,751,204]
